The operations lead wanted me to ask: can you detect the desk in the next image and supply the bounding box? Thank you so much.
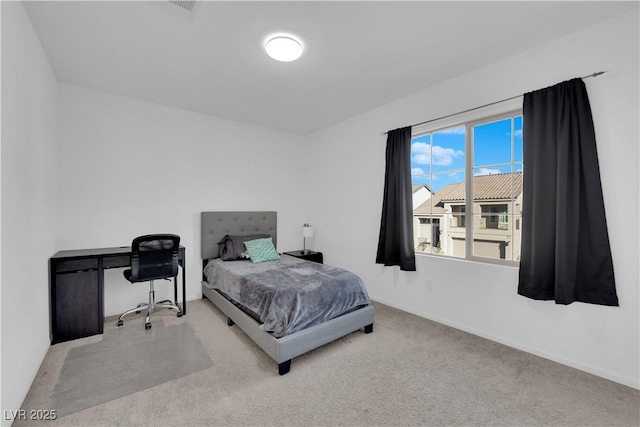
[50,245,186,344]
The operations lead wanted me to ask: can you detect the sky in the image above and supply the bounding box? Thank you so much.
[411,115,523,193]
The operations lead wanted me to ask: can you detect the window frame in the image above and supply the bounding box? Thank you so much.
[411,101,523,268]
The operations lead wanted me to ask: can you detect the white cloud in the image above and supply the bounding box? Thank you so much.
[411,142,431,165]
[432,145,464,166]
[474,167,501,176]
[412,142,464,166]
[411,167,426,176]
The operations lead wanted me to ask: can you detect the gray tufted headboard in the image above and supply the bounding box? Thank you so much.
[200,211,277,261]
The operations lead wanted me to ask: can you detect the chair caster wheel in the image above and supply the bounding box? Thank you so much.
[145,323,152,330]
[177,312,183,318]
[117,320,123,327]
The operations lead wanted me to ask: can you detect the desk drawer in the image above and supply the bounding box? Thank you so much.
[54,258,98,273]
[103,254,130,269]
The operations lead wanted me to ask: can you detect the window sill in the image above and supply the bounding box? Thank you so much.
[415,251,519,269]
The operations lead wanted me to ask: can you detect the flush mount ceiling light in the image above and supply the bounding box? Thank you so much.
[265,35,303,62]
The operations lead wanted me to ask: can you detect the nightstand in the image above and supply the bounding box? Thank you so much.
[283,250,323,264]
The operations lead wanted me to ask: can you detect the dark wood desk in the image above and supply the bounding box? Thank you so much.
[49,245,186,344]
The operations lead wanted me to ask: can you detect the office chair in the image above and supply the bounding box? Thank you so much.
[117,234,183,329]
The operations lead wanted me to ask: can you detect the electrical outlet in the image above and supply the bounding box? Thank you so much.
[425,280,434,293]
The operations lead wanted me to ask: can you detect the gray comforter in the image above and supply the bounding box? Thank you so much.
[203,255,370,338]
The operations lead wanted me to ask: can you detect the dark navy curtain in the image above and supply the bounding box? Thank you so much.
[376,126,416,271]
[518,78,618,306]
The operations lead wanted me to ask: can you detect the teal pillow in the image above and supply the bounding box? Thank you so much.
[244,237,281,263]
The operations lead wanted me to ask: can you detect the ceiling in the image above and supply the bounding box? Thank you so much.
[23,1,638,135]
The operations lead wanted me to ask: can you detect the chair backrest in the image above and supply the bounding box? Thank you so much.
[129,234,180,283]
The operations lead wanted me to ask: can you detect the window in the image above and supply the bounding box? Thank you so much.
[411,110,523,265]
[481,204,508,229]
[451,205,465,228]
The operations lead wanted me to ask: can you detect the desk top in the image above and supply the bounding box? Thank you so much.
[51,245,185,260]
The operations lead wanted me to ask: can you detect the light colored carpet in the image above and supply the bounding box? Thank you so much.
[17,298,639,426]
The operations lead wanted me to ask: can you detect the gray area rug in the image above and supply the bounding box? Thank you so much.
[52,322,212,418]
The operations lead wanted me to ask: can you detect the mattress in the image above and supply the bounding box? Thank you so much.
[203,254,370,338]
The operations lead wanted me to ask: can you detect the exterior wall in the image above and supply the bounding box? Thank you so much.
[415,196,522,261]
[412,186,431,209]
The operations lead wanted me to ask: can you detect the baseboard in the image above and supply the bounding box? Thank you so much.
[370,297,639,390]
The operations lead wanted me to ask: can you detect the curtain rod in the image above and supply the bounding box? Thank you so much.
[382,71,606,135]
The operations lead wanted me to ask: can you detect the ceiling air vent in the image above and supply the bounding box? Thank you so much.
[168,0,196,13]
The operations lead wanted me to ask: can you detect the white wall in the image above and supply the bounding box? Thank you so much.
[305,10,639,388]
[58,84,307,315]
[1,2,59,423]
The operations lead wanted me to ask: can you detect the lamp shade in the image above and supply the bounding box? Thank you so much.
[302,224,314,238]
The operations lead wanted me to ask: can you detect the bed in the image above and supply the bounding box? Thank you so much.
[200,211,375,375]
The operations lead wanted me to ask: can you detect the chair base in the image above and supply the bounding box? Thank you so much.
[117,281,182,329]
[117,303,182,328]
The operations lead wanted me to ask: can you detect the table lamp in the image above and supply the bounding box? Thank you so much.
[302,223,314,254]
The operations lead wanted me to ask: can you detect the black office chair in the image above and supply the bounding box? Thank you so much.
[117,234,183,329]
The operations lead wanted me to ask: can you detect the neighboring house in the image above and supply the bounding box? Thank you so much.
[413,172,523,261]
[412,184,432,209]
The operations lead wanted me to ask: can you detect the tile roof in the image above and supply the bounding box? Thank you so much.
[414,172,522,214]
[412,184,432,194]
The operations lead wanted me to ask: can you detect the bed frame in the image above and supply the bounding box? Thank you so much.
[200,211,374,375]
